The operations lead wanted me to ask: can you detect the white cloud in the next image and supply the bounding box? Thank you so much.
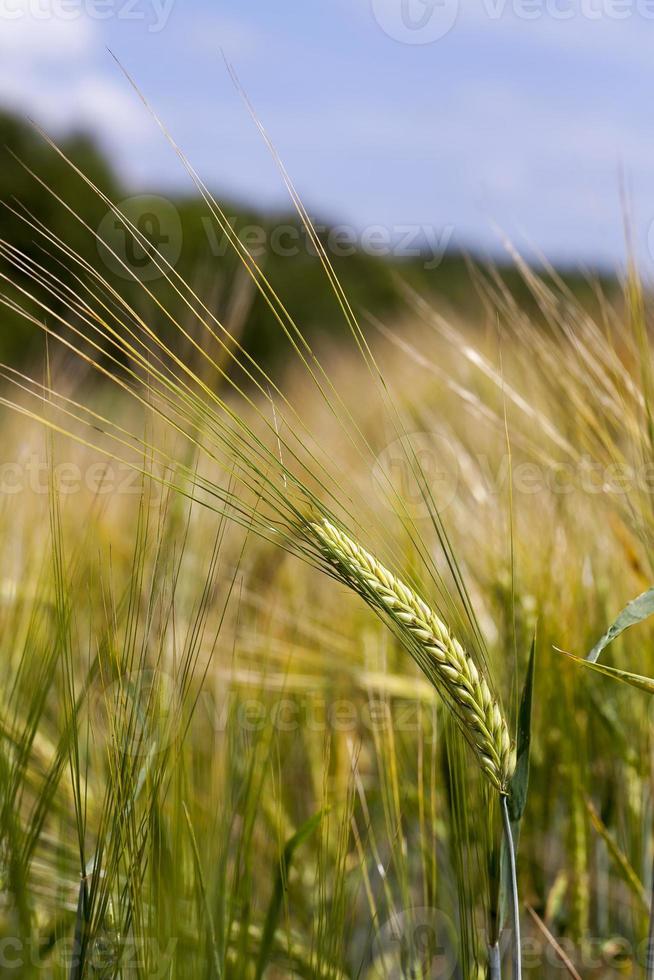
[0,0,95,57]
[0,2,149,154]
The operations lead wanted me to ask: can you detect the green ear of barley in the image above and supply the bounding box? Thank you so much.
[311,519,515,794]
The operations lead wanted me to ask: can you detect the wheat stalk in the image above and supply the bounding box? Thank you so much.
[311,519,515,793]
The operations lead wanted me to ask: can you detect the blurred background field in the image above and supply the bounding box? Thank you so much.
[3,3,654,977]
[2,223,654,975]
[0,108,620,372]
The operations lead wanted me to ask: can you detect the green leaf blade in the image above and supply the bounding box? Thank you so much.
[254,809,325,980]
[588,587,654,662]
[508,632,536,825]
[561,650,654,695]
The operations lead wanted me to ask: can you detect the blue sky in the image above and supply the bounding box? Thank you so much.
[1,0,653,270]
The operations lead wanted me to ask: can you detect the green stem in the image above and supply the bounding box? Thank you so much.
[69,872,90,980]
[488,942,502,979]
[646,845,654,980]
[501,796,521,980]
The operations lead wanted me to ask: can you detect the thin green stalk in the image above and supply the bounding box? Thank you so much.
[183,802,222,978]
[488,942,502,979]
[647,846,654,980]
[501,796,521,980]
[69,873,90,980]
